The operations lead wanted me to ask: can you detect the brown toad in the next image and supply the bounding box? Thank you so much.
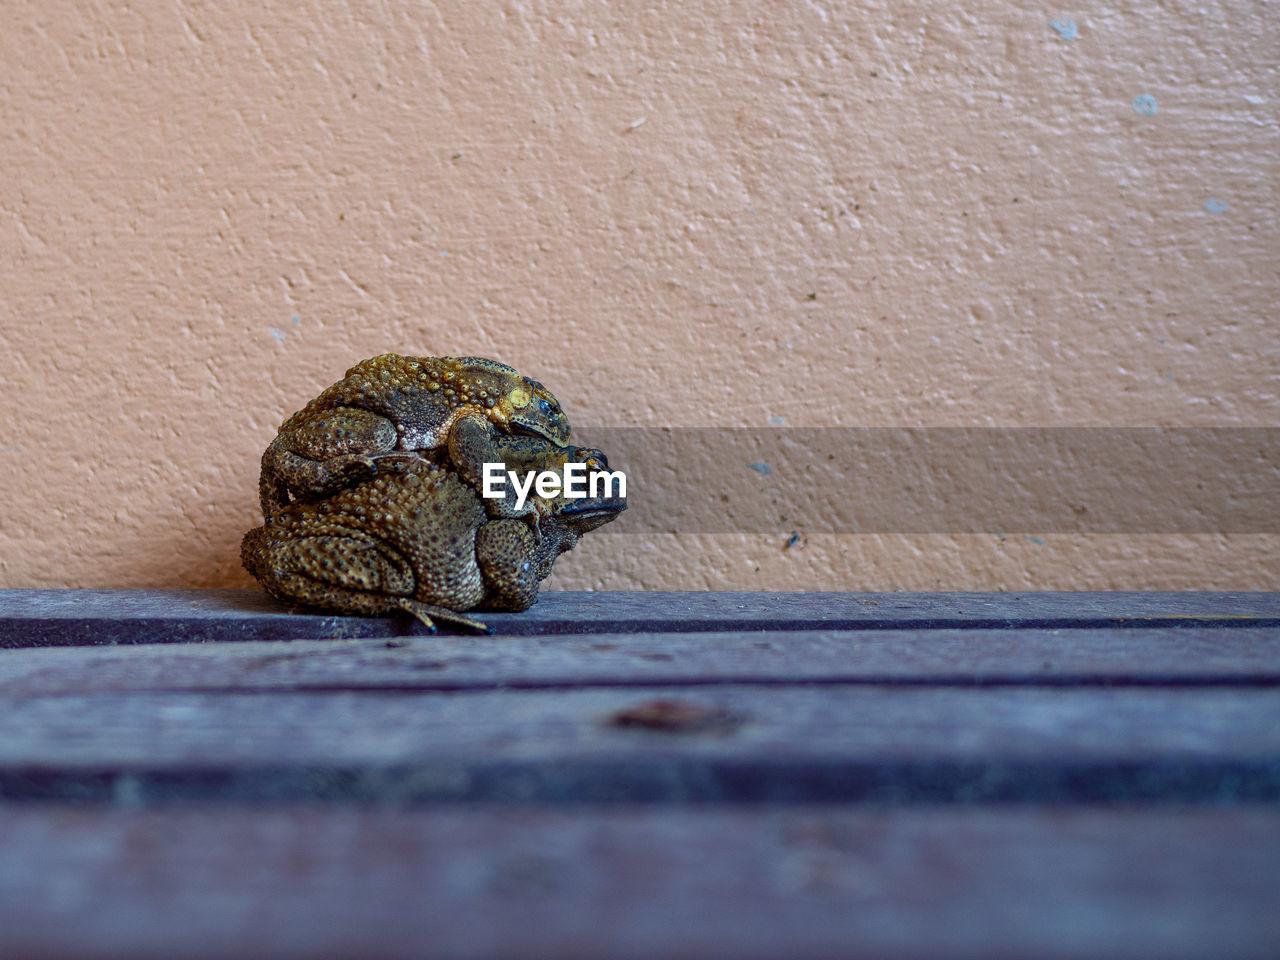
[241,445,624,633]
[259,354,571,519]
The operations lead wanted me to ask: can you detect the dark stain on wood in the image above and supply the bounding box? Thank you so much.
[606,698,745,734]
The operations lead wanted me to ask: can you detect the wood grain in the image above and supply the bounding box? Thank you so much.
[1,807,1276,960]
[3,589,1279,646]
[2,627,1279,694]
[2,685,1279,803]
[3,590,1278,955]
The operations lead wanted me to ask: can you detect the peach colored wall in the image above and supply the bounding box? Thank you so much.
[1,1,1276,591]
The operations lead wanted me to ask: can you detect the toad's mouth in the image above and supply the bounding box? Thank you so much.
[561,499,626,514]
[511,422,555,441]
[559,500,627,530]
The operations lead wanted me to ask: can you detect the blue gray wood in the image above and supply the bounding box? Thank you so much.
[3,588,1279,646]
[3,627,1280,694]
[0,807,1276,959]
[2,685,1278,803]
[3,589,1279,956]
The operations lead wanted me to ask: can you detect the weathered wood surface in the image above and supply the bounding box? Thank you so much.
[4,684,1280,766]
[1,590,1278,957]
[3,588,1279,646]
[1,686,1279,803]
[3,627,1279,693]
[1,808,1277,960]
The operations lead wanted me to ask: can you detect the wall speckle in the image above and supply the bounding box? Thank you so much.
[1204,198,1229,213]
[269,328,286,341]
[747,463,773,476]
[1131,93,1159,115]
[1050,19,1078,40]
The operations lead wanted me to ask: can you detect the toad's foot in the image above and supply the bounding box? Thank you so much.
[392,597,492,635]
[366,451,428,475]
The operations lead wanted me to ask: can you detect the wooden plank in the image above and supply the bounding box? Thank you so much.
[6,758,1276,806]
[0,807,1276,959]
[3,589,1280,646]
[2,627,1280,695]
[5,686,1276,765]
[1,686,1278,803]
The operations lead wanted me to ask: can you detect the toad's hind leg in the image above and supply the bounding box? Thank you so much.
[259,407,400,515]
[242,528,492,634]
[257,576,491,633]
[248,563,489,635]
[242,527,411,611]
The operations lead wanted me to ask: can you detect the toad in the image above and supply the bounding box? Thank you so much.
[259,354,571,519]
[241,445,624,633]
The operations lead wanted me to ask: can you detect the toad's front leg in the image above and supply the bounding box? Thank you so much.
[445,411,561,521]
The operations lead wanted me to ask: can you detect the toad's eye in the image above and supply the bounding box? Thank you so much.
[538,398,554,413]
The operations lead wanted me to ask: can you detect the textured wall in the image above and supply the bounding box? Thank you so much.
[1,1,1276,590]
